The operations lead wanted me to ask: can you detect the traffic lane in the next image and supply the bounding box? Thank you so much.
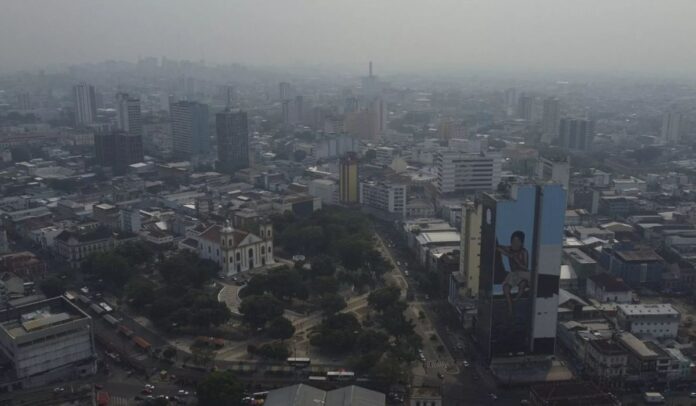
[103,381,194,402]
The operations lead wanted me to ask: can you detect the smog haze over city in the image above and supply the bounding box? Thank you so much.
[3,2,696,406]
[2,0,696,77]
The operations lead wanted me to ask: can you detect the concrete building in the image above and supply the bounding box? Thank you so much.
[586,273,632,303]
[459,201,482,298]
[661,112,682,144]
[73,83,96,126]
[409,387,442,406]
[307,179,338,206]
[517,93,533,120]
[414,231,460,266]
[529,381,620,406]
[194,220,274,276]
[0,296,96,391]
[170,101,210,157]
[339,152,359,204]
[216,109,249,174]
[541,97,560,144]
[435,150,501,195]
[374,146,395,166]
[359,180,407,218]
[265,384,385,406]
[476,184,566,362]
[600,245,665,289]
[585,340,628,387]
[559,118,593,151]
[94,130,144,173]
[54,227,137,268]
[115,92,142,137]
[536,155,570,191]
[616,304,680,338]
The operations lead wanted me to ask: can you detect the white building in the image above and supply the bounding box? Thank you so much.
[194,221,274,276]
[308,179,338,206]
[0,297,96,391]
[374,146,395,166]
[537,155,570,191]
[435,149,501,195]
[613,177,647,195]
[586,273,633,303]
[616,304,680,339]
[360,181,407,218]
[116,93,142,137]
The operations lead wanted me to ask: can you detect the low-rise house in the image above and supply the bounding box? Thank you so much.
[586,273,632,303]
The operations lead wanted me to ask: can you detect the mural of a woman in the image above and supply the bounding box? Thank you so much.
[496,230,530,315]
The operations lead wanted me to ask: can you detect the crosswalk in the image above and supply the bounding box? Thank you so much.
[110,395,131,406]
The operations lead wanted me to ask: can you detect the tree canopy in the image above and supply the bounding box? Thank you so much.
[197,371,244,406]
[239,294,285,327]
[266,316,295,340]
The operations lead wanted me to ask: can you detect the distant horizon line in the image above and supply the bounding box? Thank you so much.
[2,57,696,84]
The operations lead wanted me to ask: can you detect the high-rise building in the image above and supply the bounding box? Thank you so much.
[369,98,386,134]
[339,152,359,204]
[559,118,593,151]
[435,150,502,195]
[476,184,566,363]
[536,154,570,191]
[361,61,381,97]
[661,112,682,144]
[459,201,482,298]
[541,98,560,144]
[94,130,144,173]
[116,93,142,137]
[517,94,533,121]
[279,82,293,100]
[216,109,249,174]
[504,88,517,117]
[170,101,210,157]
[73,83,97,126]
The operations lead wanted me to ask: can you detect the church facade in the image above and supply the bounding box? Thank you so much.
[195,220,274,276]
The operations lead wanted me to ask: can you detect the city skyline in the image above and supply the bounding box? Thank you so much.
[2,1,696,78]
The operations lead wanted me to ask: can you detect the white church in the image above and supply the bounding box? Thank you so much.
[191,220,274,276]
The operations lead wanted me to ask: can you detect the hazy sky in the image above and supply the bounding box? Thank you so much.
[2,0,695,76]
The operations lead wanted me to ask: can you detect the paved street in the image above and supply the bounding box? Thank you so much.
[375,223,532,406]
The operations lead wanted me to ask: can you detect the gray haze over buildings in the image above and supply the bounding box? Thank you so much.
[2,0,696,77]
